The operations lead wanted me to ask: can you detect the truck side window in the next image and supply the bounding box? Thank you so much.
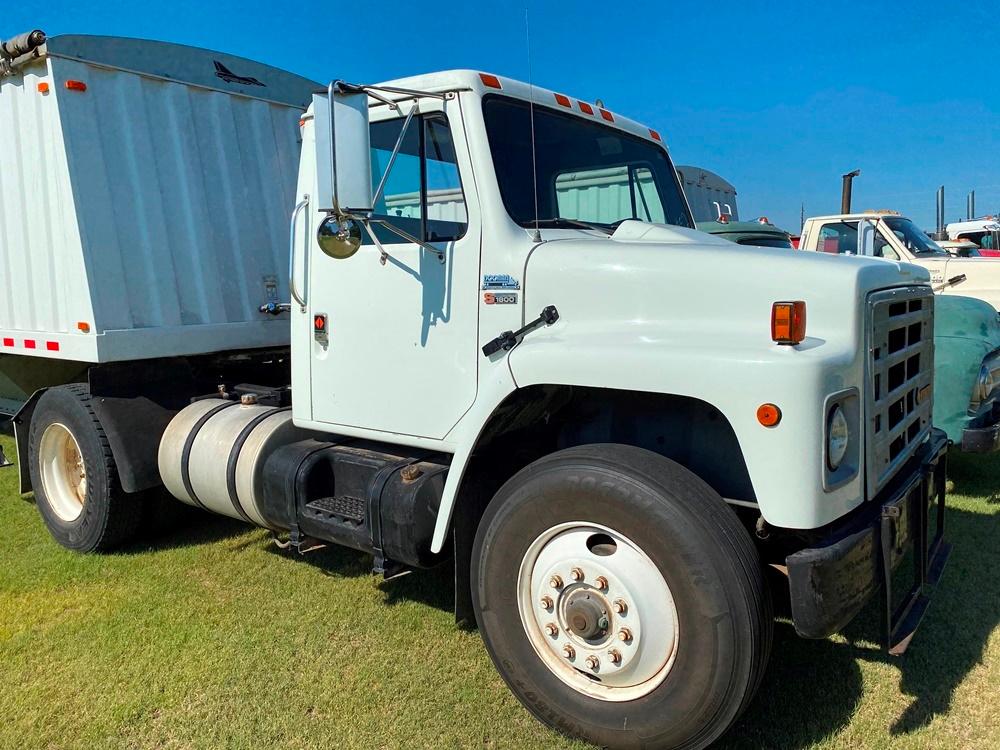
[367,113,468,246]
[873,230,899,260]
[817,222,858,254]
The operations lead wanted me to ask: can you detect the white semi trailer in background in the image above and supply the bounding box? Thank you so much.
[1,31,952,750]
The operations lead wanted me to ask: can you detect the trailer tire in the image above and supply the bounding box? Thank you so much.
[472,444,771,750]
[28,384,141,552]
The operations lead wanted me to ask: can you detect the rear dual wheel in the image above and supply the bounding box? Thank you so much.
[28,384,141,552]
[472,444,771,750]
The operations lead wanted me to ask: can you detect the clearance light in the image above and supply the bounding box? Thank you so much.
[37,82,50,93]
[65,80,87,92]
[758,216,770,224]
[771,301,807,345]
[479,73,502,90]
[757,403,782,427]
[599,108,614,122]
[578,101,594,115]
[77,321,91,333]
[554,93,571,107]
[717,215,730,224]
[649,129,662,142]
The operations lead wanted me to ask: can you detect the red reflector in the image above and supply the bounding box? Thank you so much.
[554,93,571,107]
[479,73,502,90]
[65,80,87,92]
[2,338,13,347]
[599,109,614,122]
[649,129,662,142]
[24,339,36,349]
[771,301,807,344]
[578,101,594,115]
[46,341,60,351]
[37,82,50,94]
[314,315,326,330]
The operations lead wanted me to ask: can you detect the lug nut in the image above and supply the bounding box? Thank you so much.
[549,575,564,590]
[545,622,559,637]
[540,595,553,610]
[594,575,608,591]
[585,655,600,670]
[608,649,622,665]
[618,627,633,644]
[612,599,628,615]
[562,644,576,659]
[570,567,584,582]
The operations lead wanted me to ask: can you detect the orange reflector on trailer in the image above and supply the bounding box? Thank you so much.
[37,82,50,94]
[554,93,571,107]
[757,403,782,427]
[771,301,807,344]
[65,80,87,92]
[77,321,91,333]
[479,73,502,89]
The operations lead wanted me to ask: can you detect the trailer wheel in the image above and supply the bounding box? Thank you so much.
[472,444,771,750]
[28,384,141,552]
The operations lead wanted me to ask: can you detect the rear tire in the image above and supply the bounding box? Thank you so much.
[28,384,141,552]
[472,444,771,750]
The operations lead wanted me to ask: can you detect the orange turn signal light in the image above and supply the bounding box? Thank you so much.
[757,403,781,427]
[771,301,806,344]
[37,82,50,94]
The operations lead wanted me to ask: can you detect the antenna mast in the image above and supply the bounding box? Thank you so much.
[525,8,541,243]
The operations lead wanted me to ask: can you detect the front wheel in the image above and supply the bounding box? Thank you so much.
[472,444,771,750]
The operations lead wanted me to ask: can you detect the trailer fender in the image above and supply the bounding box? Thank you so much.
[13,384,179,495]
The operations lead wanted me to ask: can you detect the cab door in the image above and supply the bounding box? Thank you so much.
[306,98,480,439]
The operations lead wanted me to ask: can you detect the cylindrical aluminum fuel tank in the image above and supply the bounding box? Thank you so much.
[158,399,314,528]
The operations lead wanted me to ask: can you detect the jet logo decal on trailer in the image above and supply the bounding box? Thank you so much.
[213,61,266,87]
[482,274,520,290]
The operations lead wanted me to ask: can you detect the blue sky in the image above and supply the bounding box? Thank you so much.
[5,0,997,232]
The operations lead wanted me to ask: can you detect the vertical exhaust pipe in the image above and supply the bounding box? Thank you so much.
[841,169,861,214]
[968,190,976,221]
[935,186,945,240]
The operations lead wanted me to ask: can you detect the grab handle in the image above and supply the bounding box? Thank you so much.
[289,195,310,310]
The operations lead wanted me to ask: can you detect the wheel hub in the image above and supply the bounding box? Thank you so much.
[38,422,87,522]
[517,522,679,701]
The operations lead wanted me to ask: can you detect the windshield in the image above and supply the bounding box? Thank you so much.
[737,236,793,249]
[482,95,693,230]
[883,217,948,257]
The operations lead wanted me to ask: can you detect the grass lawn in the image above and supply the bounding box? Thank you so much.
[1,432,999,749]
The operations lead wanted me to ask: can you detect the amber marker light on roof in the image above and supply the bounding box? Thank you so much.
[771,301,807,345]
[479,73,502,90]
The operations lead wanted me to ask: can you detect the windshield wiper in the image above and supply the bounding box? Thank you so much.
[532,217,613,235]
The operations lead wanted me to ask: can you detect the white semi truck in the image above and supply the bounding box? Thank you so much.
[1,32,952,750]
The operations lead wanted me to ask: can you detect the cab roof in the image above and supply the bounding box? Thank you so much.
[375,70,666,147]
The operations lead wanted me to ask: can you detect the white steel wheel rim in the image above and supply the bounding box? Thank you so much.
[517,521,679,702]
[38,423,87,522]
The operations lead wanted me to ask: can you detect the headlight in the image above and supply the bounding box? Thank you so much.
[969,351,1000,414]
[827,405,850,471]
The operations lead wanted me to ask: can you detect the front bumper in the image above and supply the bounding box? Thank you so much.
[962,400,1000,452]
[786,429,951,654]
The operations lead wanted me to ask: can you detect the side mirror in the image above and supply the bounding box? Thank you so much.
[857,219,876,256]
[313,81,373,217]
[316,215,363,259]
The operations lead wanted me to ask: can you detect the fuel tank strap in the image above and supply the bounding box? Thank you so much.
[181,400,239,510]
[225,406,291,524]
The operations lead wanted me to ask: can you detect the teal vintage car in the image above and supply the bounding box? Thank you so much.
[698,218,1000,450]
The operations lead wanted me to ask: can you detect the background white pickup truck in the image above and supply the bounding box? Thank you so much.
[799,212,1000,311]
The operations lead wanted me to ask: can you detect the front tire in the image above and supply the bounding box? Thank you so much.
[472,444,771,750]
[28,384,141,552]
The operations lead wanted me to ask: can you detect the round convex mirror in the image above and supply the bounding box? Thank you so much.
[317,216,363,259]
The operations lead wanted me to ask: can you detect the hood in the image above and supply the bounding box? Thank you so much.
[523,224,932,353]
[934,294,1000,346]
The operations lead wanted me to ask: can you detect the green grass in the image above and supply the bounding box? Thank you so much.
[1,432,998,749]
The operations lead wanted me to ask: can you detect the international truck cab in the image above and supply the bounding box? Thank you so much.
[2,37,953,750]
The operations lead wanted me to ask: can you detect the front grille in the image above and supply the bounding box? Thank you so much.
[866,287,934,495]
